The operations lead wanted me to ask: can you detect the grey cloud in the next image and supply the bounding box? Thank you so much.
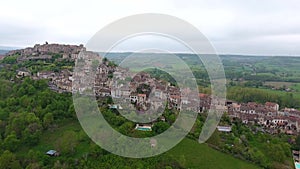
[1,0,300,55]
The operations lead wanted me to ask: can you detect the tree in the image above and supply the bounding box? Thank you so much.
[152,122,170,134]
[2,132,20,152]
[0,119,6,137]
[56,131,78,155]
[22,123,42,146]
[26,149,40,164]
[178,155,186,168]
[248,148,268,167]
[103,57,108,63]
[119,122,134,135]
[27,85,36,95]
[206,130,221,146]
[295,134,300,149]
[17,87,26,97]
[2,55,18,64]
[43,113,54,129]
[267,144,285,163]
[0,150,21,169]
[166,114,176,124]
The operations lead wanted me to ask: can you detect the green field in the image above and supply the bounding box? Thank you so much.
[264,81,295,88]
[167,139,261,169]
[257,87,300,101]
[291,83,300,92]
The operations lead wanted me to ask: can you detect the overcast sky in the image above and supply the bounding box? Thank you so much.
[1,0,300,55]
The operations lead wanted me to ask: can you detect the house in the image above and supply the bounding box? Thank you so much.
[292,150,300,163]
[97,63,109,74]
[137,94,147,103]
[265,102,279,111]
[168,95,181,110]
[97,88,111,97]
[113,71,123,80]
[232,103,241,111]
[111,87,121,98]
[120,86,131,97]
[150,97,164,110]
[28,55,52,61]
[132,72,151,83]
[199,93,211,113]
[272,118,288,126]
[241,114,258,124]
[217,126,232,132]
[130,93,138,103]
[154,88,164,99]
[109,104,123,109]
[46,150,59,156]
[63,53,70,59]
[181,96,190,105]
[16,69,30,78]
[37,71,55,79]
[160,116,166,122]
[225,100,235,106]
[257,117,265,125]
[70,53,79,60]
[169,95,180,103]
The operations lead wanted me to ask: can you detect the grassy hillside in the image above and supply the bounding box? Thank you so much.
[167,138,261,169]
[17,118,261,169]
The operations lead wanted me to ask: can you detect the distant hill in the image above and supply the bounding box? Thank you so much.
[0,46,21,55]
[0,50,9,55]
[0,46,20,50]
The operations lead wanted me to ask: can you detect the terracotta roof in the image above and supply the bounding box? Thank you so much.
[265,102,278,106]
[199,93,208,98]
[138,94,146,97]
[170,95,180,99]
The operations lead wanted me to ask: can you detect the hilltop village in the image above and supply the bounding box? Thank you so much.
[5,43,300,135]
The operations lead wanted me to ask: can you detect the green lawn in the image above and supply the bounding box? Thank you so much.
[291,83,300,92]
[167,138,261,169]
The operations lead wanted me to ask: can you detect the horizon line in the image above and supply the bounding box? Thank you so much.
[1,45,300,57]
